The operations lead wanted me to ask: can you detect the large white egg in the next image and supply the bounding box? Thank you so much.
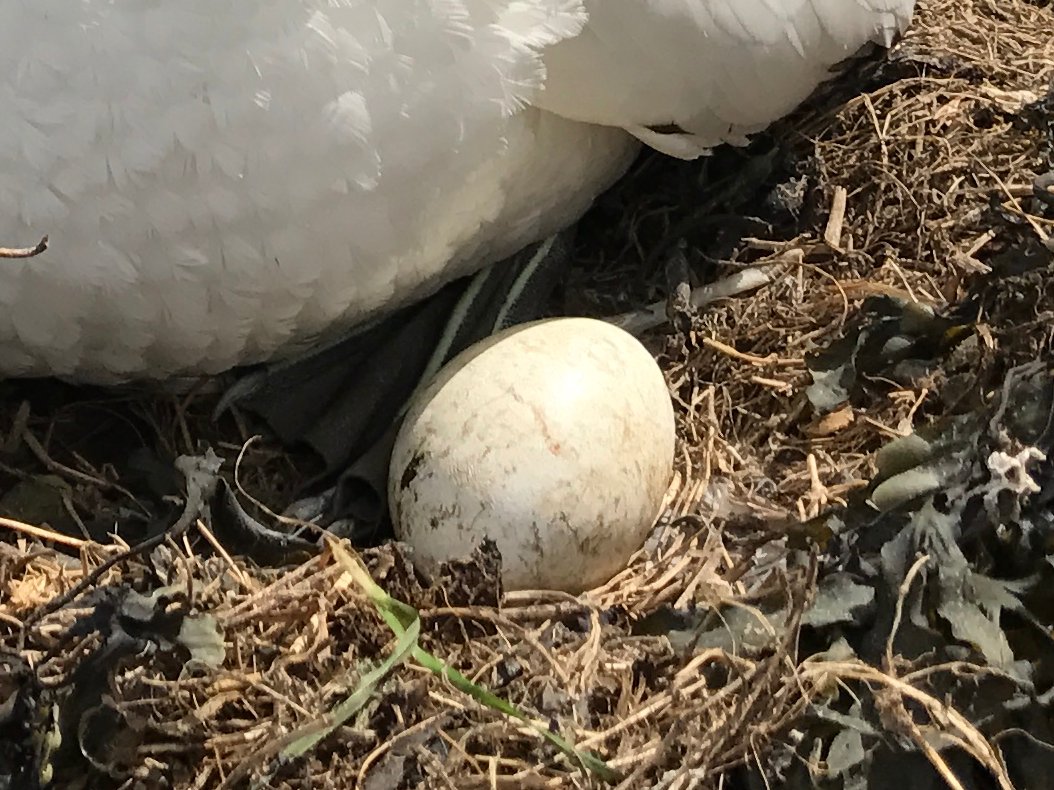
[388,317,676,593]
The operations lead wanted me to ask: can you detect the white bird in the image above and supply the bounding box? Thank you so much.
[0,0,915,384]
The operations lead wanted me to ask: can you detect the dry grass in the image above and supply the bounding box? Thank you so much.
[3,0,1054,787]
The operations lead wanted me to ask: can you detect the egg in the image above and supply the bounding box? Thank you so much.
[388,317,676,593]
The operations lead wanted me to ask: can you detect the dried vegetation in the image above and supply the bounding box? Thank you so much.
[2,0,1054,787]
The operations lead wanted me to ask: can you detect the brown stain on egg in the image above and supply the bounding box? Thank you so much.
[510,386,562,455]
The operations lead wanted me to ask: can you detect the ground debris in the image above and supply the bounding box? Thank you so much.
[3,0,1054,787]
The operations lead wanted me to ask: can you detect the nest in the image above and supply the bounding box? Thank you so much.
[3,0,1054,787]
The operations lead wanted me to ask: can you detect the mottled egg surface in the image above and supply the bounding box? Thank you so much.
[389,317,675,593]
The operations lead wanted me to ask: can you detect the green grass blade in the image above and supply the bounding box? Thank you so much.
[325,537,620,783]
[280,612,420,759]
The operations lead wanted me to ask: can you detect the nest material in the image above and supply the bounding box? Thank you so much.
[3,0,1054,787]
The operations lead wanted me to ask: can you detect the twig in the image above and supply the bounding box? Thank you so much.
[975,157,1050,242]
[20,429,147,515]
[358,714,446,786]
[824,186,848,250]
[21,451,222,630]
[605,264,784,335]
[0,515,88,549]
[802,660,1014,790]
[885,554,931,673]
[701,337,803,367]
[232,435,318,534]
[0,235,48,259]
[194,518,257,593]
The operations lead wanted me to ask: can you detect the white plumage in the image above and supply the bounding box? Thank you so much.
[538,0,915,156]
[0,0,914,381]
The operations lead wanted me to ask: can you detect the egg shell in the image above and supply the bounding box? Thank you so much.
[388,316,676,592]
